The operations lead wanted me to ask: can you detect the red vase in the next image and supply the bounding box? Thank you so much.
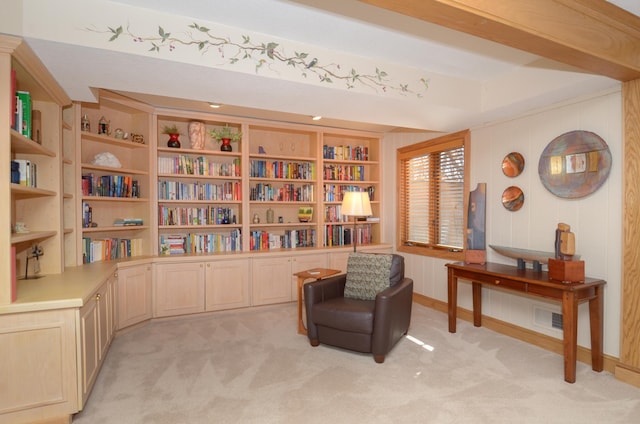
[220,137,232,152]
[167,133,180,148]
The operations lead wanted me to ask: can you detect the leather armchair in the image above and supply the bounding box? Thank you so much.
[304,254,413,363]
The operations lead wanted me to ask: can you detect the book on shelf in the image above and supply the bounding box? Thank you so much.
[13,159,37,187]
[82,201,92,228]
[113,218,144,226]
[16,91,32,139]
[11,246,17,302]
[10,70,16,129]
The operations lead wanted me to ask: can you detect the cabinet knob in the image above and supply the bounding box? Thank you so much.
[114,272,118,278]
[95,293,101,301]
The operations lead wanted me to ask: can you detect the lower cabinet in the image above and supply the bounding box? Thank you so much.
[252,253,328,306]
[79,271,116,408]
[205,259,250,311]
[0,309,78,424]
[252,256,294,305]
[117,264,152,330]
[154,262,205,317]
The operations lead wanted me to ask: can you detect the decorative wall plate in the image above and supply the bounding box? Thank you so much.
[502,186,524,211]
[538,130,612,199]
[502,152,525,177]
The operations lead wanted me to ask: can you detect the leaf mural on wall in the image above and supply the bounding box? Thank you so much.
[90,23,429,97]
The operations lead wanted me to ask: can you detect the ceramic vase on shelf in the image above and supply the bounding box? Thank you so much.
[167,133,181,148]
[220,138,232,152]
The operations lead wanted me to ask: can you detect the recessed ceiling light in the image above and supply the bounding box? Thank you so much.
[312,116,322,121]
[209,103,221,108]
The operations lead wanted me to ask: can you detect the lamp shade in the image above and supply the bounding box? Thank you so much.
[341,191,372,217]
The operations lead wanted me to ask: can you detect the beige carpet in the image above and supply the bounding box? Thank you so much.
[73,303,640,423]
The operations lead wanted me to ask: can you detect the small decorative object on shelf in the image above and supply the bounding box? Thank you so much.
[81,113,91,132]
[266,207,274,223]
[130,133,145,144]
[298,206,313,222]
[114,128,125,139]
[253,213,260,224]
[188,121,206,150]
[32,110,41,143]
[162,124,181,148]
[98,116,110,135]
[210,124,242,152]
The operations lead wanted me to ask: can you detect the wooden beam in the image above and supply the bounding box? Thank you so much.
[358,0,640,81]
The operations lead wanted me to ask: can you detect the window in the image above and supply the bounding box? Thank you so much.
[397,130,470,259]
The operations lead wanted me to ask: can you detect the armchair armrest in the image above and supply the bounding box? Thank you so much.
[304,274,346,340]
[372,278,414,357]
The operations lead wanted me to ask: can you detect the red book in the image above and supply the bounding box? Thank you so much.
[11,246,17,302]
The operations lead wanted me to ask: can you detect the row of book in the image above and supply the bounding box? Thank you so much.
[11,159,37,187]
[158,180,241,201]
[323,144,370,161]
[249,183,314,202]
[82,173,140,198]
[323,164,367,181]
[249,229,316,250]
[323,184,372,202]
[11,68,33,140]
[324,224,372,247]
[157,156,241,177]
[249,160,315,180]
[82,237,143,263]
[158,206,237,226]
[159,230,242,254]
[323,205,350,223]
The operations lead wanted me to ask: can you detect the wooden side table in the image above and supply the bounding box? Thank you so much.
[294,268,341,335]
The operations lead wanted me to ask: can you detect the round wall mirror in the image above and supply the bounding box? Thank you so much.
[502,152,525,177]
[502,186,524,211]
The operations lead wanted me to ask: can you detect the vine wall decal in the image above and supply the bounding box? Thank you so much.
[88,23,430,97]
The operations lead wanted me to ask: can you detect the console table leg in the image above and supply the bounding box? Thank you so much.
[472,282,482,327]
[589,286,604,372]
[448,269,457,333]
[562,291,579,383]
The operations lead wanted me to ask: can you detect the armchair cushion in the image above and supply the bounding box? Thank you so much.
[344,253,393,300]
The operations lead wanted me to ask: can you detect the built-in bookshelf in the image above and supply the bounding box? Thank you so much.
[77,92,152,264]
[247,124,319,251]
[156,112,243,255]
[321,132,380,247]
[3,35,71,294]
[149,117,382,254]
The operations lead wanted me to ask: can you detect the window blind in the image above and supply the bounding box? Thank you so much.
[399,137,465,250]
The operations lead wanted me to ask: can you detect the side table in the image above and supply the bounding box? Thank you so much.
[294,268,341,335]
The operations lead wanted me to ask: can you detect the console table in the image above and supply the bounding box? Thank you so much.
[446,261,606,383]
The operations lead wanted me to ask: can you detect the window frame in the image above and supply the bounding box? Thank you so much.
[396,129,470,260]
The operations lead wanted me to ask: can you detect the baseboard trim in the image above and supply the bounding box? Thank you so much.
[412,293,618,374]
[614,363,640,388]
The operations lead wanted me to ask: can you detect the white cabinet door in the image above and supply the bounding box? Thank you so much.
[154,262,205,317]
[117,264,152,330]
[205,258,250,311]
[251,257,292,305]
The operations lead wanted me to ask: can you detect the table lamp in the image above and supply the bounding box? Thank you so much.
[341,191,372,252]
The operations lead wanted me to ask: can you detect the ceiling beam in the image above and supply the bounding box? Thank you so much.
[358,0,640,81]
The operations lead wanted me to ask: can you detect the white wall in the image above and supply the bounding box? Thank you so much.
[382,88,622,357]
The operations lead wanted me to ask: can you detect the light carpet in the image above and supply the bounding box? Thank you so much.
[73,303,640,423]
